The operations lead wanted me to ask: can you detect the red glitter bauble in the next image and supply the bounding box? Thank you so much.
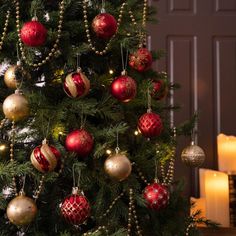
[129,48,153,72]
[143,183,169,210]
[110,75,137,102]
[63,69,90,98]
[61,188,90,225]
[138,112,163,138]
[92,13,117,39]
[65,129,94,157]
[151,79,168,100]
[20,19,47,47]
[30,139,61,173]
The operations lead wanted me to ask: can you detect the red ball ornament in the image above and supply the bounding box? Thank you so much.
[30,139,61,173]
[20,18,47,47]
[151,79,168,100]
[143,182,169,210]
[138,112,163,138]
[61,187,90,225]
[92,13,117,39]
[129,48,153,72]
[110,73,137,102]
[63,68,90,98]
[65,129,94,157]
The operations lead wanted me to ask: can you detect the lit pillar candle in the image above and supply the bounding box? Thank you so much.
[199,169,229,227]
[218,134,236,173]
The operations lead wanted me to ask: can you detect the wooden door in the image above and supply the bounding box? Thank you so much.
[149,0,236,196]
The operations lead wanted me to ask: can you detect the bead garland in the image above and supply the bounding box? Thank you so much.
[132,162,150,185]
[99,191,125,219]
[0,119,7,129]
[83,225,109,236]
[0,10,10,51]
[185,221,195,236]
[14,0,65,68]
[127,188,142,236]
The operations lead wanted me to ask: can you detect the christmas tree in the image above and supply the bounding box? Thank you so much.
[0,0,213,235]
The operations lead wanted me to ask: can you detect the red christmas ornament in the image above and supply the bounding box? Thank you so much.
[65,129,94,157]
[110,73,137,102]
[30,139,61,173]
[129,48,153,72]
[20,18,47,47]
[61,187,90,225]
[143,182,169,210]
[92,13,117,39]
[63,68,90,98]
[151,79,168,100]
[138,112,163,138]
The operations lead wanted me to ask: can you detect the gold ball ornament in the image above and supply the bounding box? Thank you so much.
[6,192,38,226]
[104,152,132,181]
[2,90,30,122]
[181,141,206,167]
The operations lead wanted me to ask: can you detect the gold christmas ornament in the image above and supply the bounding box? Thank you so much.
[181,141,206,167]
[2,90,30,122]
[104,152,132,181]
[6,192,38,226]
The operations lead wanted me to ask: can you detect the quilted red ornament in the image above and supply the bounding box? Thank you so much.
[92,13,117,39]
[61,187,90,225]
[110,73,137,102]
[143,182,169,210]
[129,48,153,72]
[30,139,61,173]
[63,68,90,98]
[138,112,163,138]
[65,129,94,157]
[151,79,168,100]
[20,18,47,47]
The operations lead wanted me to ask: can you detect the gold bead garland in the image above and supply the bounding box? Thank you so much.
[185,221,195,236]
[127,188,142,236]
[0,10,10,51]
[160,147,176,186]
[0,119,7,129]
[133,163,149,185]
[14,0,65,68]
[33,175,45,200]
[83,225,109,236]
[99,191,125,219]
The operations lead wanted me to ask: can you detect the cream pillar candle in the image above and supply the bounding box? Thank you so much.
[218,133,236,173]
[199,169,229,227]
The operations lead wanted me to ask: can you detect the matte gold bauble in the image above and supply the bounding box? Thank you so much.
[4,65,19,89]
[181,141,206,167]
[2,90,29,122]
[104,153,132,181]
[6,192,38,226]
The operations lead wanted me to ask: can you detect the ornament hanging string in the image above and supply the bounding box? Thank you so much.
[101,0,106,13]
[72,164,81,188]
[76,53,81,69]
[20,175,26,193]
[115,129,120,153]
[120,43,129,74]
[80,107,87,129]
[147,87,152,112]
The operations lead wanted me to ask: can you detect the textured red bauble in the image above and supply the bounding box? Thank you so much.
[63,69,90,98]
[20,19,47,47]
[30,139,61,173]
[110,75,137,102]
[65,129,94,157]
[92,13,117,39]
[138,112,163,138]
[129,48,153,72]
[143,183,169,210]
[151,79,168,100]
[61,188,90,225]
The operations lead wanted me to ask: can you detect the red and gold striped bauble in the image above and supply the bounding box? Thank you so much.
[63,68,90,98]
[30,139,61,173]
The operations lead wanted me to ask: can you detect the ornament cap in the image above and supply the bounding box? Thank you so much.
[42,138,48,145]
[32,16,38,21]
[16,60,21,66]
[15,89,23,95]
[154,178,159,183]
[100,8,106,13]
[72,187,79,195]
[76,67,82,73]
[190,140,195,146]
[19,190,25,196]
[121,70,127,76]
[147,108,152,113]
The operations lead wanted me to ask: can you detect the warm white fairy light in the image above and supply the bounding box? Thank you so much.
[106,149,112,155]
[0,144,6,151]
[134,130,139,136]
[109,69,114,75]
